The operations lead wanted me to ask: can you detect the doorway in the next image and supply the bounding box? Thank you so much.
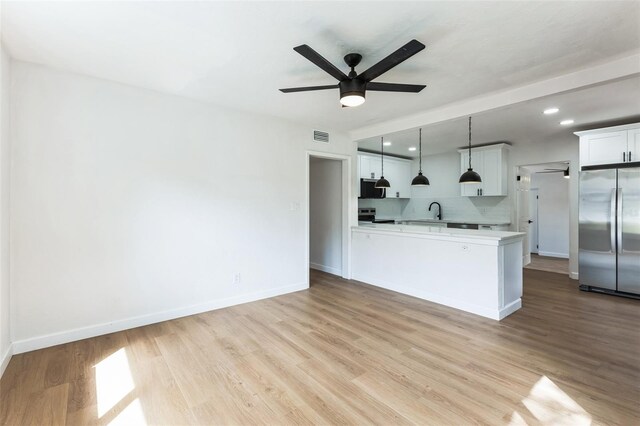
[518,161,570,275]
[306,151,351,285]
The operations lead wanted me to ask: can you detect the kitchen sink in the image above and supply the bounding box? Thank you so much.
[446,222,479,230]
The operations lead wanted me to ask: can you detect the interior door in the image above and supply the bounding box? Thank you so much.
[529,188,539,254]
[517,169,532,265]
[617,168,640,295]
[579,169,617,290]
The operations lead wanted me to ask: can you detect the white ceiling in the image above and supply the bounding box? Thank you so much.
[357,75,640,157]
[2,1,639,133]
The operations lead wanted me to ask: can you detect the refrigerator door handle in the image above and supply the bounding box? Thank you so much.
[617,188,623,254]
[610,188,617,253]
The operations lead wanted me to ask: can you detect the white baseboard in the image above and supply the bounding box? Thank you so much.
[0,343,13,379]
[310,262,342,276]
[12,282,308,355]
[570,271,579,280]
[538,251,569,259]
[523,253,531,266]
[498,299,522,320]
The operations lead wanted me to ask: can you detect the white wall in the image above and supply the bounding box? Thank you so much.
[531,173,570,258]
[309,158,342,275]
[0,43,12,373]
[10,61,354,352]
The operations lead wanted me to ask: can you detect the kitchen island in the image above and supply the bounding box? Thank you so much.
[352,224,525,320]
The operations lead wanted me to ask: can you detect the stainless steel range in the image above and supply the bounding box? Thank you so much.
[358,208,396,224]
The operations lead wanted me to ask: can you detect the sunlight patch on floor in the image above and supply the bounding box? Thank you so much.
[94,348,136,418]
[521,375,591,425]
[108,398,147,426]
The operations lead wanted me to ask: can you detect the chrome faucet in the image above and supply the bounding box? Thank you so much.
[429,202,442,220]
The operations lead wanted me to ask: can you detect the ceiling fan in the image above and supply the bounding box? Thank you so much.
[279,39,426,107]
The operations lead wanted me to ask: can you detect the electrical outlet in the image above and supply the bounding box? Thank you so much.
[233,273,241,284]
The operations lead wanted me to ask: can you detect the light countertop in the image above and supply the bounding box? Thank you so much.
[375,218,511,226]
[353,223,524,243]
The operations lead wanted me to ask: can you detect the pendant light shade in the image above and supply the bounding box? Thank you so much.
[564,167,570,179]
[375,137,390,189]
[412,128,430,186]
[459,116,482,184]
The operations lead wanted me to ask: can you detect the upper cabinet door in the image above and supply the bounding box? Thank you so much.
[381,157,412,198]
[628,128,640,163]
[580,131,628,166]
[359,155,382,179]
[480,148,502,196]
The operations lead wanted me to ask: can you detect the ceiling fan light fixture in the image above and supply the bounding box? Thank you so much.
[340,94,365,107]
[339,79,366,107]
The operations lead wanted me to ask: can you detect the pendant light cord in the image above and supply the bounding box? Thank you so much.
[381,137,384,176]
[418,128,422,173]
[468,116,472,169]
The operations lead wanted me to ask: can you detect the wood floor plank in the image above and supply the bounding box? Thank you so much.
[1,268,639,425]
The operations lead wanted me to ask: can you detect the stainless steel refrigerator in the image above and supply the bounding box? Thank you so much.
[579,166,640,298]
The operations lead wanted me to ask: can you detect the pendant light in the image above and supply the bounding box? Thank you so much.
[459,116,482,184]
[375,137,390,189]
[411,128,430,186]
[564,167,570,179]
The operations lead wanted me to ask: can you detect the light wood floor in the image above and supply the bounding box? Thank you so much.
[524,254,569,275]
[1,269,639,425]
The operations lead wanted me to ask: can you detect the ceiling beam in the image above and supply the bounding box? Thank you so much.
[349,51,640,141]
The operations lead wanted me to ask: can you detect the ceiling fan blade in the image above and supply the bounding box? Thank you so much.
[367,82,426,93]
[279,84,338,93]
[543,168,564,171]
[539,170,562,173]
[293,45,348,81]
[358,39,426,82]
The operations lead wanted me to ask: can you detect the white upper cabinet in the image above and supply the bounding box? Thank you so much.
[576,123,640,166]
[458,144,509,197]
[629,128,640,163]
[384,157,412,199]
[357,153,412,198]
[359,154,381,179]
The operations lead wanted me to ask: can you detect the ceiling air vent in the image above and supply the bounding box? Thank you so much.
[313,130,329,143]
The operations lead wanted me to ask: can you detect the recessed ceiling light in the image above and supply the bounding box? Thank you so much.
[383,141,392,146]
[544,108,559,115]
[560,119,574,126]
[408,147,417,151]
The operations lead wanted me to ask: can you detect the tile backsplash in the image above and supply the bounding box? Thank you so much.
[359,196,510,224]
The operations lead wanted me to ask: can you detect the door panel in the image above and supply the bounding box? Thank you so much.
[617,168,640,295]
[481,149,501,195]
[529,189,539,254]
[579,169,617,290]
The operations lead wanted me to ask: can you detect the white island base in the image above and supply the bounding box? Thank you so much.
[352,224,525,320]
